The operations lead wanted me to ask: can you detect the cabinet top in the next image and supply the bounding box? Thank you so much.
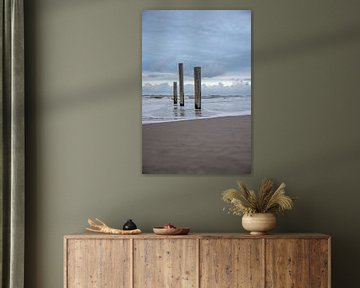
[64,232,330,240]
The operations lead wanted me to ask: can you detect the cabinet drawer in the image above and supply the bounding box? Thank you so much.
[265,239,329,288]
[65,239,131,288]
[200,239,263,288]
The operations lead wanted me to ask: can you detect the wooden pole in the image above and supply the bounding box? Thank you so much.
[173,82,178,104]
[194,67,201,110]
[178,63,185,106]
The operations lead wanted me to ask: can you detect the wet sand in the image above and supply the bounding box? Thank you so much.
[142,116,251,174]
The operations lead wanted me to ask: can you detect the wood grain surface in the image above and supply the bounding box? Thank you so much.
[310,239,330,288]
[64,233,330,288]
[265,239,310,287]
[66,239,131,288]
[200,239,264,288]
[133,239,197,288]
[65,233,330,240]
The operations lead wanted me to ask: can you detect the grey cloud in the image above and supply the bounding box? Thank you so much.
[142,10,251,80]
[142,82,251,96]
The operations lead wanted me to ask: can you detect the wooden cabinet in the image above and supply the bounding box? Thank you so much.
[64,233,330,288]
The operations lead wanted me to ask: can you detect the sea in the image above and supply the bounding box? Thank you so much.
[142,94,251,124]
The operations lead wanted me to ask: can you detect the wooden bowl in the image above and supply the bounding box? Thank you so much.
[153,227,190,235]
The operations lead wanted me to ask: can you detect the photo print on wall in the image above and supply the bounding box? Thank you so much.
[142,10,252,174]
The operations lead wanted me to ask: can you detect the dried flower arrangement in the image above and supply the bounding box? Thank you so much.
[222,179,294,216]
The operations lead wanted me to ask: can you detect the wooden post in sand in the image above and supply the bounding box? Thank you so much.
[173,82,178,104]
[178,63,185,106]
[194,67,201,110]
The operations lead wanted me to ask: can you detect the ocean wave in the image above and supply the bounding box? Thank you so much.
[142,93,251,124]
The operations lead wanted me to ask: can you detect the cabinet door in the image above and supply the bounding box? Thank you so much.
[309,239,330,288]
[66,239,131,288]
[200,239,264,288]
[134,239,198,288]
[266,239,310,288]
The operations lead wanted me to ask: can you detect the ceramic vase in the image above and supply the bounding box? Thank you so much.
[242,213,276,235]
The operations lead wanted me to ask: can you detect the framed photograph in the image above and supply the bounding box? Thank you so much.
[142,10,252,174]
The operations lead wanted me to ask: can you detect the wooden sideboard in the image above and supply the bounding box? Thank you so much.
[64,233,330,288]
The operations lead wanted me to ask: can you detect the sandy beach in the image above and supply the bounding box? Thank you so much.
[142,116,251,174]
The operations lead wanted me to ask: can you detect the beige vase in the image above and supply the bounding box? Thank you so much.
[242,213,276,235]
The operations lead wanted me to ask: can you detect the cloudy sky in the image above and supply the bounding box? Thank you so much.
[142,10,251,95]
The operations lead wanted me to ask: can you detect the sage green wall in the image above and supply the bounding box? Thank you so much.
[25,0,360,287]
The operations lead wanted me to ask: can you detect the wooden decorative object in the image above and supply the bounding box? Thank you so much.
[152,227,190,235]
[64,233,331,288]
[86,218,141,235]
